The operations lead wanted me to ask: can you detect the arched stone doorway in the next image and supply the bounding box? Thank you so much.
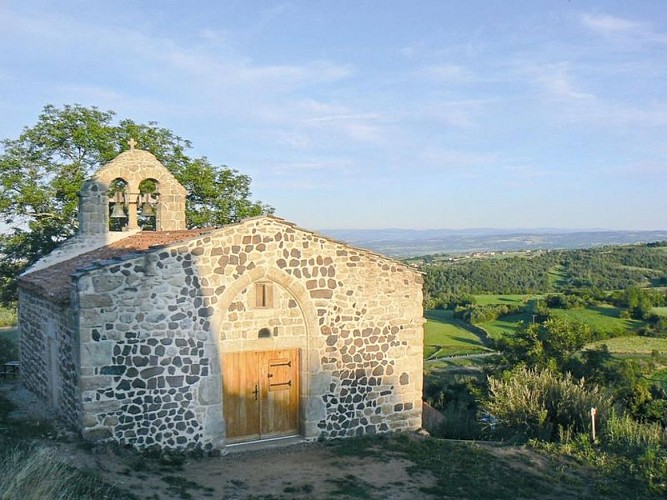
[211,266,325,445]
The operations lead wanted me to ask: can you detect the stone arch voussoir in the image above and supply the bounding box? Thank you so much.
[212,266,318,338]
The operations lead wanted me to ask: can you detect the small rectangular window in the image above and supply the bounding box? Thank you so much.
[255,283,273,308]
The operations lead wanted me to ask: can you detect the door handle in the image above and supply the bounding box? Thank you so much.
[252,384,259,400]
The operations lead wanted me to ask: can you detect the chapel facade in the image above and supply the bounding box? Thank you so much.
[18,144,424,450]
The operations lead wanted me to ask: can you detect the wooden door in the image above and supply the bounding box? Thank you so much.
[223,349,300,443]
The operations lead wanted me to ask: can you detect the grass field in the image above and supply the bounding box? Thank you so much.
[550,305,644,337]
[478,312,532,339]
[548,264,568,288]
[424,310,490,358]
[472,294,537,306]
[587,335,667,354]
[653,307,667,317]
[479,303,644,340]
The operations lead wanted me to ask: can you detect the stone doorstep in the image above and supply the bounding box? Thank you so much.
[223,434,305,454]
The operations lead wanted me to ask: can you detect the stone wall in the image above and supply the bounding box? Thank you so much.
[74,216,423,450]
[93,149,187,231]
[18,289,80,428]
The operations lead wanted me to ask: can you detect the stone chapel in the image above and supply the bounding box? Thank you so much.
[17,144,424,451]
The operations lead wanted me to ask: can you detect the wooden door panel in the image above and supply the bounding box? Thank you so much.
[223,351,260,441]
[261,349,300,437]
[223,349,299,442]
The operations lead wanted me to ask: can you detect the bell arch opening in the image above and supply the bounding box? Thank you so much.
[138,178,159,231]
[108,178,128,232]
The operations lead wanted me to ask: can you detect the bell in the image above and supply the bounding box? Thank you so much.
[110,202,126,219]
[141,201,155,216]
[140,193,155,216]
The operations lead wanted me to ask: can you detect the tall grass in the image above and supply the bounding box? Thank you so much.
[0,447,130,499]
[604,410,665,451]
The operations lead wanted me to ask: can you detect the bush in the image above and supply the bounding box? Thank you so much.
[485,366,612,441]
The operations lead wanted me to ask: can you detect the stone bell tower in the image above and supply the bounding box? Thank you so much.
[78,139,188,235]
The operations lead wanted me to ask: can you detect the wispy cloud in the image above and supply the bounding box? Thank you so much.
[519,62,594,101]
[581,12,667,45]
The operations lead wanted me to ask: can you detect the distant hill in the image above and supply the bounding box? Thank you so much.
[318,228,667,257]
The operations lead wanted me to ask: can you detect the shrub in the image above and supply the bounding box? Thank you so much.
[485,366,611,441]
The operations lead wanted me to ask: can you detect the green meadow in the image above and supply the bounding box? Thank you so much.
[549,305,644,337]
[478,312,532,340]
[472,294,537,306]
[475,300,644,340]
[423,310,490,358]
[588,335,667,355]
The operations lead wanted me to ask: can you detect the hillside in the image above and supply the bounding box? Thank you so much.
[320,228,667,257]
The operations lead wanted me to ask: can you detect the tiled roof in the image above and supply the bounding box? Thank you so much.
[19,229,209,304]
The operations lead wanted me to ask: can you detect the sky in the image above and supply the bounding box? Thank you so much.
[1,1,666,231]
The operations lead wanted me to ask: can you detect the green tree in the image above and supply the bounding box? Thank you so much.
[0,104,273,305]
[497,318,592,371]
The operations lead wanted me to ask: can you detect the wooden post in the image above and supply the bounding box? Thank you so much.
[590,407,597,441]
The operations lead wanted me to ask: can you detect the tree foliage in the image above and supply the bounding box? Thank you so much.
[420,243,667,306]
[496,318,593,372]
[0,104,273,304]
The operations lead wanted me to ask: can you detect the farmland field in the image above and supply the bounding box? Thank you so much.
[472,294,537,306]
[478,303,644,340]
[478,312,532,339]
[549,305,643,337]
[587,335,667,354]
[424,310,490,358]
[653,306,667,317]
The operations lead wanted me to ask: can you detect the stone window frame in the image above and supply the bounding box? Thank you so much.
[254,282,274,309]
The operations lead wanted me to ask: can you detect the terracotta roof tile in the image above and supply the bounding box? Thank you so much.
[19,229,209,304]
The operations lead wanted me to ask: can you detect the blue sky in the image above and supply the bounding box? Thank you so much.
[1,1,666,230]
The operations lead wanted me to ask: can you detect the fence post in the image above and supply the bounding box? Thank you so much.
[590,407,597,441]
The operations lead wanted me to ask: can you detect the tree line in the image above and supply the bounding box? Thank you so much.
[421,242,667,309]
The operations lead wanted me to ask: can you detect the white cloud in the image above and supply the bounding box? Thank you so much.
[581,13,667,44]
[519,62,594,101]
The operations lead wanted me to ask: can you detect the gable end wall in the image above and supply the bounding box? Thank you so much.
[74,217,424,449]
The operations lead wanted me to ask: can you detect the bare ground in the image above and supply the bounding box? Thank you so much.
[0,379,641,499]
[1,380,436,499]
